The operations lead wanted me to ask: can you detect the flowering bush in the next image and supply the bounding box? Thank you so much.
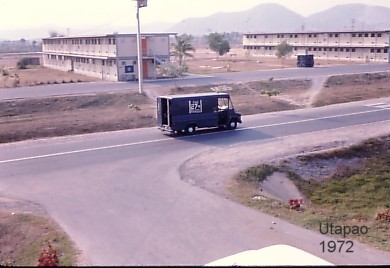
[37,242,59,266]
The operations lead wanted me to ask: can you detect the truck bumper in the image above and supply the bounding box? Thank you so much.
[158,125,174,133]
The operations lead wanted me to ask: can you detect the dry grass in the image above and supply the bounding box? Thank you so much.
[0,66,99,88]
[313,72,390,106]
[0,210,78,266]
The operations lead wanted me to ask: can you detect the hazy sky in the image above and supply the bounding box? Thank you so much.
[1,0,390,38]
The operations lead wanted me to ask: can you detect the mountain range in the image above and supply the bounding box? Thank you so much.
[167,3,390,35]
[1,3,390,40]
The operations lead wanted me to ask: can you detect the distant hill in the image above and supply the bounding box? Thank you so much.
[167,3,305,35]
[305,4,390,31]
[167,3,390,35]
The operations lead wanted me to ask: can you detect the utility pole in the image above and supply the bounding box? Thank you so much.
[133,0,147,94]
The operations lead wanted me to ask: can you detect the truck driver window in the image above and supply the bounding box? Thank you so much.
[218,97,229,110]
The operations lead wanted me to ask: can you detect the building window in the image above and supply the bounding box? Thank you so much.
[371,49,375,53]
[364,33,368,37]
[329,33,333,37]
[352,33,356,37]
[377,49,381,53]
[340,48,344,52]
[108,39,112,45]
[309,34,312,38]
[352,48,356,52]
[113,39,116,45]
[335,34,339,37]
[371,33,375,37]
[295,34,298,38]
[384,48,388,53]
[358,33,362,37]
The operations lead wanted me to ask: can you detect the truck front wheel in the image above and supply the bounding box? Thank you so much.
[185,124,196,134]
[227,119,237,130]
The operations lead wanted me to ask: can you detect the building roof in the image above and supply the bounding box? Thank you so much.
[244,29,390,35]
[43,32,177,40]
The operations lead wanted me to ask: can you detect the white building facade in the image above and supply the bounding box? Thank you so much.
[243,30,390,63]
[42,33,176,81]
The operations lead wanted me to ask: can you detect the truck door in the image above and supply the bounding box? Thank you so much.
[218,97,229,125]
[157,98,169,126]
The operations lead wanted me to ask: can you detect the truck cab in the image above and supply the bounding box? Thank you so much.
[157,92,242,134]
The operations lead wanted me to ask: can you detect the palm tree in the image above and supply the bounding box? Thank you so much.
[173,34,195,66]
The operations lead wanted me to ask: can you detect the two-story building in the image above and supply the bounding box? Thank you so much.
[42,33,176,81]
[243,30,390,63]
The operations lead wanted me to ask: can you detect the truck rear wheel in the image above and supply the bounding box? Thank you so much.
[227,119,237,130]
[185,124,196,134]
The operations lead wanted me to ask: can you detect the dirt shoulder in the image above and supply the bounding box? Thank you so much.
[180,121,390,199]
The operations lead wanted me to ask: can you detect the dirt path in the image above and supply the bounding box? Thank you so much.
[274,76,329,107]
[258,172,304,202]
[307,75,329,106]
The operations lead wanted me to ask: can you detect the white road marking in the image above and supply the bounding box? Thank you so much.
[236,108,389,132]
[0,138,171,164]
[365,102,390,110]
[1,108,389,164]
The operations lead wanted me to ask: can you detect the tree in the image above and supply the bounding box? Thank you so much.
[157,61,189,88]
[275,41,293,63]
[173,34,195,66]
[17,58,29,69]
[208,32,230,57]
[48,31,64,38]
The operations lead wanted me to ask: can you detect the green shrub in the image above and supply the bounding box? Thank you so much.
[17,58,29,69]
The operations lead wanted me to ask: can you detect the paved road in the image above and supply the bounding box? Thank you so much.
[1,98,389,265]
[0,63,389,100]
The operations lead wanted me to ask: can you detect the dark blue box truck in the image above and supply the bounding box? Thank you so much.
[297,54,314,67]
[157,92,242,134]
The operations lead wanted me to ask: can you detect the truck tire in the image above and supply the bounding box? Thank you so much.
[227,119,237,130]
[185,124,196,134]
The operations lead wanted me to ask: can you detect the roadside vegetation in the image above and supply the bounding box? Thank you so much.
[228,135,390,252]
[0,211,78,266]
